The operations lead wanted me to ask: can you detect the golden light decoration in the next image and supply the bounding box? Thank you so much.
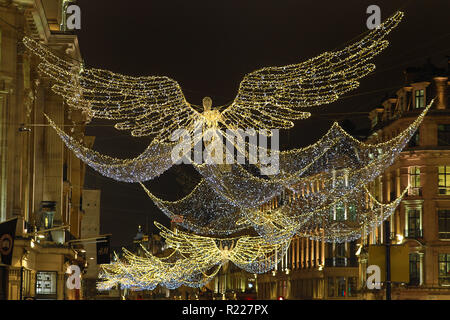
[136,102,432,237]
[21,10,418,290]
[23,11,404,144]
[97,222,291,291]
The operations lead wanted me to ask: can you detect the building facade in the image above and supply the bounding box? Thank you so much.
[360,60,450,299]
[256,59,450,300]
[0,0,91,300]
[80,189,101,299]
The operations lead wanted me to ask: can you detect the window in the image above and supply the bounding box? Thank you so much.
[336,243,346,258]
[438,166,450,195]
[36,271,57,296]
[334,243,348,267]
[408,167,421,196]
[438,210,450,240]
[438,254,450,286]
[415,89,425,108]
[337,277,346,297]
[348,203,357,222]
[438,125,450,146]
[409,167,421,188]
[348,277,357,297]
[406,209,422,238]
[336,203,345,221]
[408,131,420,148]
[409,253,420,286]
[327,277,335,297]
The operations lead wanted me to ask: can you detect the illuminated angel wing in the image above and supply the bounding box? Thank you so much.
[156,222,223,263]
[23,36,200,142]
[221,11,404,131]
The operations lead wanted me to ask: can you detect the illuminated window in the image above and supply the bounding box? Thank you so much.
[36,271,57,297]
[336,203,345,221]
[438,166,450,195]
[347,203,357,222]
[415,89,425,108]
[409,167,420,188]
[438,210,450,240]
[438,254,450,286]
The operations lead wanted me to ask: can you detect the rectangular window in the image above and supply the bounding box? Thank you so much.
[348,277,357,297]
[438,125,450,146]
[327,277,335,297]
[334,243,347,267]
[347,203,357,222]
[408,131,420,148]
[415,89,425,108]
[36,271,57,296]
[409,253,420,286]
[336,277,346,297]
[438,254,450,286]
[406,209,422,238]
[409,167,421,188]
[408,167,421,196]
[438,166,450,195]
[438,210,450,240]
[336,203,345,221]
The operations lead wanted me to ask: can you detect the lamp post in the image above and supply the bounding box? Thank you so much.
[384,220,391,300]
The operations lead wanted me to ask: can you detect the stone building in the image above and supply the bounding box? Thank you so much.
[80,189,101,299]
[257,235,359,299]
[360,59,450,299]
[0,0,91,300]
[256,59,450,300]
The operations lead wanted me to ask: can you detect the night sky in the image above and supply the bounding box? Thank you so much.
[75,0,450,248]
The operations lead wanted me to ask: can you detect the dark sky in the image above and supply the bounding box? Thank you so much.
[75,0,450,248]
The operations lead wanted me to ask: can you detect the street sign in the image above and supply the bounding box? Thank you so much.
[0,218,18,265]
[97,236,111,264]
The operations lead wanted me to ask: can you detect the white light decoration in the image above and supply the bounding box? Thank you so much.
[23,11,403,145]
[21,11,418,289]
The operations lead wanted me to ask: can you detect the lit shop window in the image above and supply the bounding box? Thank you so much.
[36,271,57,296]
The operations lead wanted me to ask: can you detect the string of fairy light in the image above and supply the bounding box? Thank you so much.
[23,11,403,142]
[21,11,415,290]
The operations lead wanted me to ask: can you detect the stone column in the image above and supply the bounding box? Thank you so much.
[306,238,309,268]
[43,89,64,227]
[316,237,320,267]
[301,238,305,268]
[419,252,424,286]
[434,77,448,110]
